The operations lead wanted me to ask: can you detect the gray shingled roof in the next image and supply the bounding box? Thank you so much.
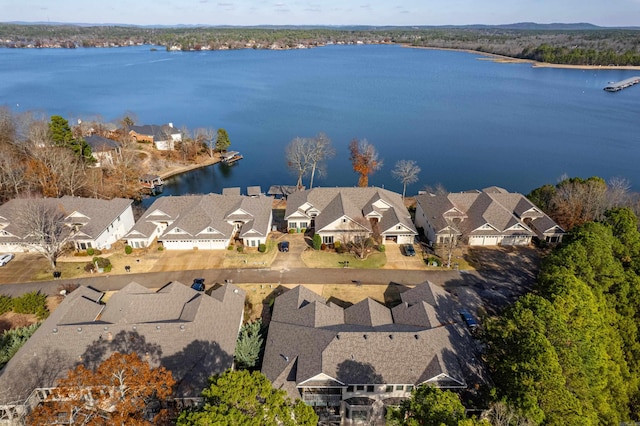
[262,282,467,400]
[417,187,562,240]
[85,135,119,152]
[285,187,416,236]
[0,282,245,403]
[0,196,132,243]
[126,193,272,243]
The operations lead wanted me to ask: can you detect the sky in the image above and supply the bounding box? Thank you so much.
[4,0,640,27]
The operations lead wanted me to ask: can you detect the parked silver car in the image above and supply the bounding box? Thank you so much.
[0,253,14,266]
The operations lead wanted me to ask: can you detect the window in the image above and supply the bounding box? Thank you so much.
[366,385,374,393]
[300,222,308,229]
[322,236,334,244]
[395,385,403,391]
[405,385,414,391]
[288,222,297,229]
[356,385,364,391]
[347,386,354,393]
[385,385,393,393]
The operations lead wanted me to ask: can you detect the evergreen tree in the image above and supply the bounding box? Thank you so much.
[177,370,318,426]
[234,319,263,370]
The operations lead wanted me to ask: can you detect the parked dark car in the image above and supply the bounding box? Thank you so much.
[279,241,290,252]
[459,309,479,330]
[402,244,416,256]
[191,278,205,292]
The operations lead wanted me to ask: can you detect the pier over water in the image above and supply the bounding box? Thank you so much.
[604,76,640,92]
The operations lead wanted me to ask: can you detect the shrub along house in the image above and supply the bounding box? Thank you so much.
[125,193,273,250]
[261,283,477,425]
[415,186,565,247]
[285,187,417,246]
[0,196,135,252]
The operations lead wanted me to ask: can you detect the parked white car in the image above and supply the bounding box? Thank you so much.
[0,253,14,266]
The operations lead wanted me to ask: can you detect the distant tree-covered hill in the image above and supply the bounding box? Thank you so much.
[1,23,640,66]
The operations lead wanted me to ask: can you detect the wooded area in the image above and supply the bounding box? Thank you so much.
[1,24,640,66]
[483,207,640,424]
[0,107,225,204]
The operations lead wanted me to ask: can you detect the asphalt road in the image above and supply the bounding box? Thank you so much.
[0,267,485,298]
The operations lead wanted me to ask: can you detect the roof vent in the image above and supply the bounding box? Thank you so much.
[336,334,340,340]
[132,325,137,330]
[389,334,393,339]
[76,327,82,333]
[52,328,58,334]
[414,334,419,339]
[234,289,239,294]
[156,325,161,330]
[103,326,109,331]
[363,334,368,340]
[180,325,185,331]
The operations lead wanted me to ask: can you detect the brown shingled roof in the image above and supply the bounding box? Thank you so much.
[0,282,245,403]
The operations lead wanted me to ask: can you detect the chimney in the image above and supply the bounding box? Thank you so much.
[168,122,174,128]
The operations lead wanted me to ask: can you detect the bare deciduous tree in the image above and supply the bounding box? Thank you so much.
[15,198,76,269]
[349,138,383,187]
[28,352,175,426]
[423,183,448,196]
[392,159,421,199]
[307,132,334,189]
[194,127,217,158]
[606,176,631,209]
[286,137,311,188]
[337,216,373,259]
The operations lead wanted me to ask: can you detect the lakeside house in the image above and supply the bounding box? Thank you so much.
[128,123,182,151]
[262,282,477,425]
[125,193,273,250]
[0,281,245,419]
[84,134,120,168]
[0,196,135,252]
[414,186,565,247]
[285,187,417,245]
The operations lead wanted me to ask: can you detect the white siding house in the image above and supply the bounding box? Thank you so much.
[285,187,417,245]
[126,193,273,250]
[415,186,565,247]
[0,197,134,252]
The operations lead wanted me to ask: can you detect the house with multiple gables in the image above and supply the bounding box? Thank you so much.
[262,283,477,425]
[285,187,417,245]
[415,186,565,247]
[0,196,135,252]
[84,134,120,168]
[0,281,245,417]
[125,193,273,250]
[128,123,182,151]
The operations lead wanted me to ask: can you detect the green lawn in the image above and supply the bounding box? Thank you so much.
[301,250,386,269]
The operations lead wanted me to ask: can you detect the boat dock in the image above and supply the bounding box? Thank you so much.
[604,76,640,92]
[221,151,243,165]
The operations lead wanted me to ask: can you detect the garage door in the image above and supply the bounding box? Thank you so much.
[469,236,499,246]
[396,235,413,244]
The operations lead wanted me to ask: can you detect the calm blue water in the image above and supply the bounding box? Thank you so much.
[1,44,639,203]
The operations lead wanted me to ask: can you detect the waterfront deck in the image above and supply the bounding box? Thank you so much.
[604,76,640,92]
[221,151,243,164]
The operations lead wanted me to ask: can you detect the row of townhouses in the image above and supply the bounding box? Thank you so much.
[0,186,564,424]
[0,186,564,254]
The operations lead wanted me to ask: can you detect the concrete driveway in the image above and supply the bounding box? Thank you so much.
[0,253,49,284]
[270,232,309,271]
[383,241,427,270]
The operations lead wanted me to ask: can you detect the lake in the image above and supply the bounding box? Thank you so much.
[1,44,639,203]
